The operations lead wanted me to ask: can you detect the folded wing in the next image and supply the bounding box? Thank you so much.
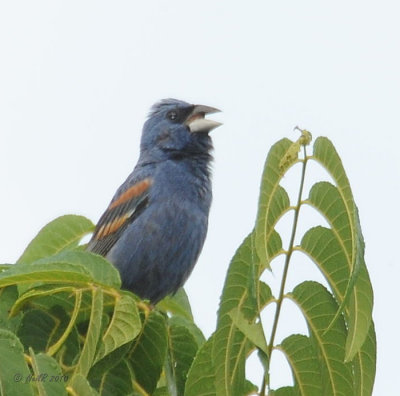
[87,178,153,256]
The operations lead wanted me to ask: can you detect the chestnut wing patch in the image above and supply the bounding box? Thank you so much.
[87,178,152,256]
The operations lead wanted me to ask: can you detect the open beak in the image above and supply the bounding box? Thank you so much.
[185,104,222,133]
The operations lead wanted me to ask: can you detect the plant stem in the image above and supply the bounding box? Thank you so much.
[262,145,308,395]
[47,290,82,356]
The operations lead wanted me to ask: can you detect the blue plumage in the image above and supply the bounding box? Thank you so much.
[87,99,221,302]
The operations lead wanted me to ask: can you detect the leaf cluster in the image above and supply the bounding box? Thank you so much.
[0,215,204,395]
[0,134,376,396]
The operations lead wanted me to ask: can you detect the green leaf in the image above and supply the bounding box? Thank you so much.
[128,310,168,394]
[17,215,94,264]
[47,293,83,356]
[214,234,273,396]
[32,251,121,289]
[17,309,59,352]
[307,182,352,258]
[93,358,135,396]
[276,335,322,396]
[312,138,355,225]
[12,284,108,326]
[298,225,373,361]
[312,137,373,359]
[0,262,92,288]
[166,322,199,396]
[0,286,22,332]
[154,386,171,396]
[157,288,193,321]
[168,316,205,348]
[74,288,104,377]
[353,323,376,396]
[288,281,353,396]
[0,264,13,272]
[29,349,68,396]
[58,323,81,368]
[95,292,141,363]
[3,251,120,300]
[68,373,99,396]
[279,141,301,171]
[18,304,78,357]
[244,379,258,395]
[10,285,76,317]
[0,329,34,396]
[345,259,373,361]
[254,138,292,270]
[228,307,268,356]
[270,387,298,396]
[185,334,216,396]
[88,343,132,389]
[214,235,253,396]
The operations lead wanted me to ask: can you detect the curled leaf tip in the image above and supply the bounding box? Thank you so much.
[294,126,312,146]
[279,142,301,172]
[279,128,313,173]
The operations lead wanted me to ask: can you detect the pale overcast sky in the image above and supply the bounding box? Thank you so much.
[1,1,399,394]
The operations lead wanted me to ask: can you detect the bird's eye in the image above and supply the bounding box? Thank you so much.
[167,111,178,121]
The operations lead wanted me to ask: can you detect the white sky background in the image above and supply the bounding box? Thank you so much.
[1,1,399,394]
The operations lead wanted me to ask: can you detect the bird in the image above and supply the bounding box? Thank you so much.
[87,99,221,303]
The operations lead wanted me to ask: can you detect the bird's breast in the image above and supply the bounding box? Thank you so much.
[150,160,212,212]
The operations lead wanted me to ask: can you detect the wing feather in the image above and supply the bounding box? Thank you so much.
[87,178,152,256]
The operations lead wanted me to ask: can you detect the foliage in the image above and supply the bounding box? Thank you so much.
[0,133,375,395]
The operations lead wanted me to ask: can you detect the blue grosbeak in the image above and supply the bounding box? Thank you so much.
[87,99,221,303]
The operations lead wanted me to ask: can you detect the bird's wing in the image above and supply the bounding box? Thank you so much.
[87,177,153,256]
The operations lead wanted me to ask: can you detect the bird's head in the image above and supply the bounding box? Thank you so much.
[140,99,221,160]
